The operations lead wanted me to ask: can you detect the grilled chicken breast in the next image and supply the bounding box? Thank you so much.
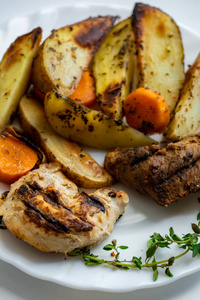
[0,163,128,253]
[104,134,200,206]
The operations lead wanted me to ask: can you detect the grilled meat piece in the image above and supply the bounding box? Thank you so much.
[0,163,128,253]
[104,134,200,206]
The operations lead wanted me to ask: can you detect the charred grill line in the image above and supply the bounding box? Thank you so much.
[27,181,43,192]
[24,205,69,233]
[129,145,160,167]
[152,159,200,205]
[149,155,200,187]
[153,159,199,188]
[28,182,71,212]
[124,138,200,185]
[17,184,93,233]
[28,182,63,206]
[80,191,106,212]
[22,189,71,233]
[105,133,200,206]
[146,140,200,187]
[18,184,64,209]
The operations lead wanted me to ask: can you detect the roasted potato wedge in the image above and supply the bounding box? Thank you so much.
[0,27,42,130]
[165,52,200,140]
[32,16,117,97]
[19,94,114,188]
[92,17,134,119]
[44,90,155,149]
[132,3,185,114]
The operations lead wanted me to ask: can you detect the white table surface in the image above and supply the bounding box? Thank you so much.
[1,0,200,299]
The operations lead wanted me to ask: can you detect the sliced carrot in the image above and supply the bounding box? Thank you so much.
[123,87,170,134]
[33,71,96,107]
[69,70,96,107]
[33,85,46,102]
[0,134,38,184]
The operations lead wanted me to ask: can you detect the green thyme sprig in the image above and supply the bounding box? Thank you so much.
[69,210,200,281]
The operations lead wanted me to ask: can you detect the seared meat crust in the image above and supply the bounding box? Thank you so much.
[104,134,200,206]
[18,184,93,233]
[0,163,128,253]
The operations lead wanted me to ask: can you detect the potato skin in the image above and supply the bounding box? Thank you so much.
[132,3,185,114]
[44,90,155,150]
[165,52,200,140]
[32,16,117,97]
[0,27,42,130]
[92,17,134,120]
[19,94,114,189]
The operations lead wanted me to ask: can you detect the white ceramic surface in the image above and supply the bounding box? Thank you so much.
[0,0,200,294]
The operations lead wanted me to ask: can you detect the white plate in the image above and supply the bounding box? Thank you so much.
[0,0,200,293]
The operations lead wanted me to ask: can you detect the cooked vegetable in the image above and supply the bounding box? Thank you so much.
[33,85,45,102]
[132,3,185,114]
[92,17,134,119]
[44,90,156,149]
[165,52,200,140]
[32,16,117,98]
[123,87,170,134]
[33,70,96,106]
[0,131,39,184]
[19,94,114,188]
[0,27,42,130]
[69,70,96,107]
[3,125,46,167]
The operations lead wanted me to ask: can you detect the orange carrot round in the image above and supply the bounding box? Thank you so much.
[0,134,38,184]
[123,87,170,134]
[69,70,96,107]
[33,71,96,107]
[33,85,46,102]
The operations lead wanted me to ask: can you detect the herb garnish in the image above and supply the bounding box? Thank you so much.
[69,210,200,281]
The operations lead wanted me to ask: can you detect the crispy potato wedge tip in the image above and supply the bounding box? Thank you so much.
[0,27,42,130]
[165,52,200,140]
[44,90,156,150]
[19,94,114,188]
[92,17,134,119]
[32,16,117,97]
[132,3,185,114]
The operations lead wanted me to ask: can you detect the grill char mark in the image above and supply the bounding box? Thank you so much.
[152,159,200,205]
[105,133,200,206]
[24,208,67,234]
[147,135,200,186]
[129,144,161,167]
[80,191,106,213]
[17,184,93,233]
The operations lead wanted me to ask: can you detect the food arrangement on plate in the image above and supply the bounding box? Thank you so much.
[0,2,200,283]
